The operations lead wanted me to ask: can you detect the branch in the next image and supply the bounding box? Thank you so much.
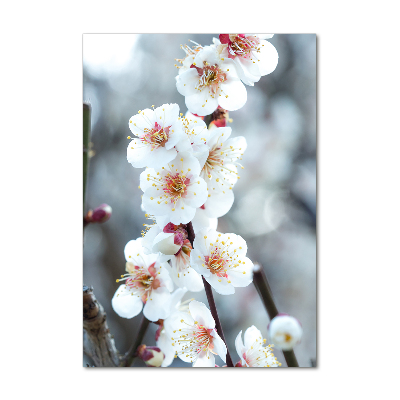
[253,264,299,367]
[83,103,91,214]
[187,222,234,367]
[121,315,151,367]
[83,285,121,367]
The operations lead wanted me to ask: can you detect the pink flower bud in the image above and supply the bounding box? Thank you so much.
[86,204,112,224]
[137,344,165,367]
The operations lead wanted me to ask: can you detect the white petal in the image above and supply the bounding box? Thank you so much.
[129,109,156,136]
[184,177,208,208]
[154,103,179,127]
[189,300,215,329]
[193,352,215,367]
[244,325,263,349]
[211,330,227,362]
[168,288,188,313]
[185,90,219,116]
[257,40,279,76]
[157,330,175,367]
[141,224,161,254]
[139,168,157,192]
[219,79,247,111]
[176,68,200,96]
[152,232,181,255]
[143,287,171,321]
[235,330,246,360]
[206,274,235,295]
[111,285,143,319]
[127,139,151,168]
[203,189,234,218]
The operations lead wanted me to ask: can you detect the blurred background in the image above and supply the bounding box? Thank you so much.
[83,34,316,367]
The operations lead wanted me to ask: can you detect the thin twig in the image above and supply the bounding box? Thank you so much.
[253,264,299,367]
[187,221,234,367]
[122,315,151,367]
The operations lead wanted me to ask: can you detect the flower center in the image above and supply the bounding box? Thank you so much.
[164,172,190,202]
[192,62,226,95]
[142,122,170,149]
[205,252,228,277]
[228,34,260,59]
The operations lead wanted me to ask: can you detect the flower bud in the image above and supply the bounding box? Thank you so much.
[137,344,165,367]
[86,204,112,224]
[268,314,302,350]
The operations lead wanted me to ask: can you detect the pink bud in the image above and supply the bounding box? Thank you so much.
[86,204,112,224]
[137,344,165,367]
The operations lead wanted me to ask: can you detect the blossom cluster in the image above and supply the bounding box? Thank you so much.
[110,34,302,367]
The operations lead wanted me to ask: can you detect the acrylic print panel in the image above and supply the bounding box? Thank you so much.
[83,33,316,368]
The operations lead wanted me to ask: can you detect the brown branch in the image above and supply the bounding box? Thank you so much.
[121,315,151,367]
[83,285,121,367]
[253,264,299,367]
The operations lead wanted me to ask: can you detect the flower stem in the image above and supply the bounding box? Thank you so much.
[253,264,299,367]
[123,315,151,367]
[83,103,91,214]
[187,221,234,367]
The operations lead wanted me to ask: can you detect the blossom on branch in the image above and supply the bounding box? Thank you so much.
[165,300,227,367]
[176,46,247,116]
[268,314,303,350]
[127,103,185,168]
[139,151,208,224]
[214,34,278,86]
[112,238,174,322]
[142,220,204,292]
[190,228,254,295]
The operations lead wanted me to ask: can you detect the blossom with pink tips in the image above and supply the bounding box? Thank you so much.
[127,103,185,168]
[111,238,174,322]
[165,300,227,367]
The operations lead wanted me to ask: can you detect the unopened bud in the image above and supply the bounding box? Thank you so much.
[268,314,302,350]
[86,204,112,224]
[137,344,165,367]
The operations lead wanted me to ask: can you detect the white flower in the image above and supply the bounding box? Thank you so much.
[140,152,208,224]
[190,228,253,295]
[214,34,278,86]
[142,220,204,292]
[268,314,303,350]
[127,103,185,168]
[165,300,227,367]
[235,325,281,367]
[156,288,193,367]
[199,126,247,218]
[176,46,247,116]
[111,238,174,322]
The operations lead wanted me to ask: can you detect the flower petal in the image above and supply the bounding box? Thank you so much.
[111,285,143,319]
[189,300,215,329]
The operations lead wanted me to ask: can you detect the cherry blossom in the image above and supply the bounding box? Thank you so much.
[127,103,185,168]
[165,300,227,367]
[214,34,278,86]
[141,220,203,292]
[199,126,246,218]
[235,325,281,367]
[111,238,174,322]
[139,152,208,224]
[268,314,303,350]
[190,228,253,295]
[176,46,247,116]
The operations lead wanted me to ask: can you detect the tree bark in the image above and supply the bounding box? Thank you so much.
[83,286,121,367]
